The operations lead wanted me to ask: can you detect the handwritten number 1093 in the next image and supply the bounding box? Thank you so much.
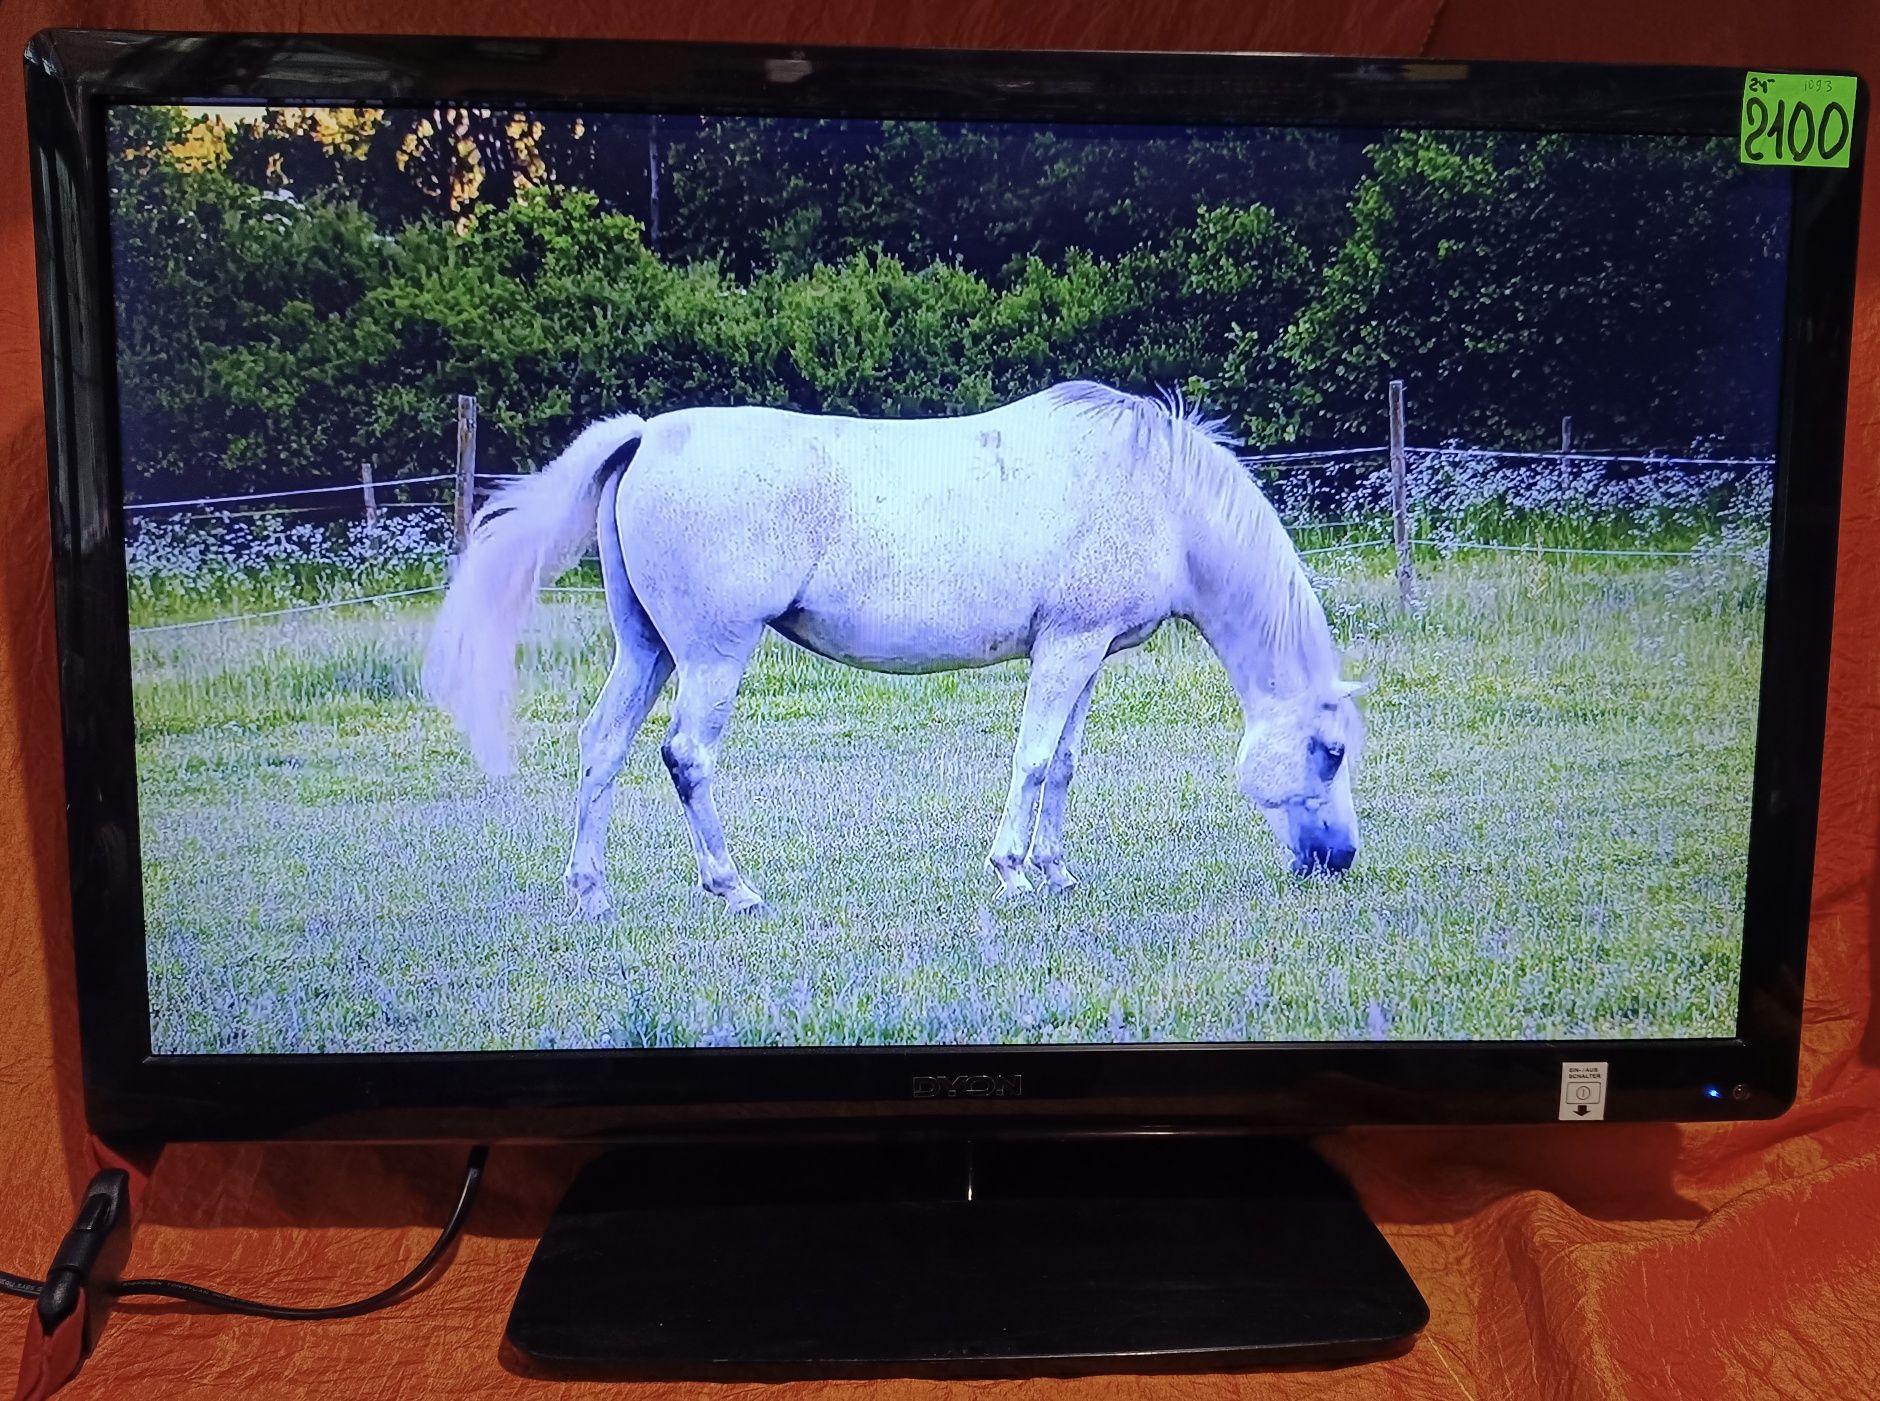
[1744,95,1851,164]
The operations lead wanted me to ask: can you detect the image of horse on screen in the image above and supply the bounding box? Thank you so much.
[112,105,1789,1053]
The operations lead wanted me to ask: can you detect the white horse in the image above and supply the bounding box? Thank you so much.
[423,382,1365,916]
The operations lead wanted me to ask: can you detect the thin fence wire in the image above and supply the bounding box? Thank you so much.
[1241,445,1387,464]
[1297,538,1394,557]
[138,503,355,522]
[1408,447,1774,469]
[128,475,458,513]
[1408,536,1747,560]
[1294,535,1754,560]
[126,441,1777,517]
[1291,518,1375,533]
[129,585,446,635]
[1247,447,1772,475]
[137,498,453,523]
[1249,459,1384,474]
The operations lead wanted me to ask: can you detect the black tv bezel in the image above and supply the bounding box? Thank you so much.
[25,29,1864,1142]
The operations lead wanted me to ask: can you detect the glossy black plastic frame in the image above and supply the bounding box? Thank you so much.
[26,30,1865,1142]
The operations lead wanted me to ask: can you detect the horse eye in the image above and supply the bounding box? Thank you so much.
[1309,736,1345,781]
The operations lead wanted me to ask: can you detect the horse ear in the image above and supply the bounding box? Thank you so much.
[1333,677,1375,700]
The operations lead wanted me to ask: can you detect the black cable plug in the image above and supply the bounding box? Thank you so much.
[3,1146,488,1324]
[35,1169,131,1336]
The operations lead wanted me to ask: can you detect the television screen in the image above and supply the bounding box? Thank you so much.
[108,102,1792,1056]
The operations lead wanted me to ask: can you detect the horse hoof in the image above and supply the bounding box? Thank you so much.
[567,881,615,920]
[1027,858,1078,893]
[986,857,1034,898]
[725,889,772,917]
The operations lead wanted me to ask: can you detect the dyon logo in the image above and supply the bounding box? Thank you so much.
[911,1074,1023,1099]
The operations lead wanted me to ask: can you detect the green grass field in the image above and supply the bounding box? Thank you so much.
[130,546,1762,1053]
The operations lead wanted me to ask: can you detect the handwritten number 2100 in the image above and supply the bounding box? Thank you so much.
[1744,95,1851,163]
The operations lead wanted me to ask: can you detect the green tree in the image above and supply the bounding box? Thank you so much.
[659,118,1366,286]
[109,106,400,493]
[108,106,1788,504]
[1275,131,1787,450]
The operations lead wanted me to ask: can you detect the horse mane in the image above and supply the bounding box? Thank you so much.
[1046,380,1337,684]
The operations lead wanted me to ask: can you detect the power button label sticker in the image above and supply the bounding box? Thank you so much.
[1559,1062,1608,1120]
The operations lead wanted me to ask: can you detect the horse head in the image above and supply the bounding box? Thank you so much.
[1236,677,1368,874]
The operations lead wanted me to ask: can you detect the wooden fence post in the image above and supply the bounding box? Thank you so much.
[361,460,378,527]
[1388,380,1416,610]
[1559,415,1574,470]
[647,115,662,253]
[454,395,478,554]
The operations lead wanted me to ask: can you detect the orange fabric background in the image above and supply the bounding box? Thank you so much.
[4,1,1879,1397]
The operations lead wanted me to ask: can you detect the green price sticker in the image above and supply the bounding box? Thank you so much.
[1741,72,1857,168]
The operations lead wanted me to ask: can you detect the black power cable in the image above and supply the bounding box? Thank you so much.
[1,1146,487,1321]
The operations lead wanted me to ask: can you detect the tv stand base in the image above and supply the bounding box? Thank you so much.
[505,1134,1426,1379]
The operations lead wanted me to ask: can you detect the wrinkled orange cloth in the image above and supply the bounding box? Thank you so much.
[4,1,1880,1398]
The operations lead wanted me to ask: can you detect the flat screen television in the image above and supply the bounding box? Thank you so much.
[26,29,1864,1377]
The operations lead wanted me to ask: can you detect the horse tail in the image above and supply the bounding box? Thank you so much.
[422,412,647,775]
